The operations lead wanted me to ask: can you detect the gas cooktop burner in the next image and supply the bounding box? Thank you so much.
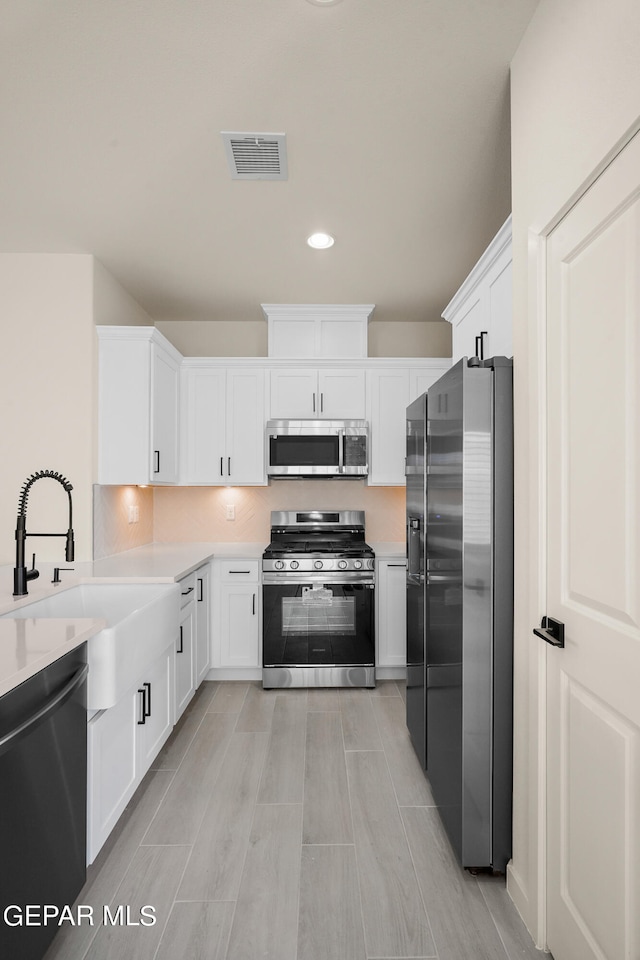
[263,509,374,574]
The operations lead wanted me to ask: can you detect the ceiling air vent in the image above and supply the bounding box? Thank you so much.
[221,132,288,181]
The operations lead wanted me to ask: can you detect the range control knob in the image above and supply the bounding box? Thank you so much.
[313,560,324,570]
[290,560,299,570]
[354,560,363,569]
[274,560,285,570]
[338,560,348,570]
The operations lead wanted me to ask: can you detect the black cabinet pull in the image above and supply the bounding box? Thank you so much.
[137,688,146,724]
[154,450,160,474]
[229,570,251,574]
[220,456,224,476]
[533,616,565,648]
[143,681,151,718]
[198,578,203,602]
[479,330,488,360]
[177,625,184,654]
[252,593,256,615]
[312,392,316,413]
[181,586,194,596]
[320,392,324,413]
[228,456,231,476]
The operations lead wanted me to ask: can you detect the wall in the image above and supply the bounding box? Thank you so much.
[155,318,452,358]
[0,254,95,564]
[509,0,640,944]
[153,482,405,545]
[0,254,158,566]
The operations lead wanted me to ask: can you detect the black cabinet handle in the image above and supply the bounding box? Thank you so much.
[474,334,481,358]
[312,392,316,413]
[479,330,488,360]
[177,625,184,654]
[533,616,565,648]
[143,681,151,718]
[320,392,324,413]
[154,450,160,474]
[198,578,203,602]
[229,570,251,574]
[228,456,231,476]
[388,562,407,567]
[252,593,256,615]
[220,456,224,476]
[181,586,194,596]
[137,688,146,724]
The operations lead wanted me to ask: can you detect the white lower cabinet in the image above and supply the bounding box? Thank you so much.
[376,558,407,677]
[175,563,211,719]
[195,564,211,685]
[87,643,174,864]
[175,600,195,718]
[212,559,261,675]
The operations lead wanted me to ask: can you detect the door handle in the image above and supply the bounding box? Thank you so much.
[177,625,184,654]
[154,450,160,474]
[533,616,565,648]
[143,681,151,718]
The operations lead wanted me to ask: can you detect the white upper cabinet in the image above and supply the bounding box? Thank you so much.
[442,215,512,364]
[269,366,366,420]
[262,304,374,359]
[97,326,180,485]
[181,362,266,485]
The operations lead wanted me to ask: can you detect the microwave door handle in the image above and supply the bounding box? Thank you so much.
[339,428,344,473]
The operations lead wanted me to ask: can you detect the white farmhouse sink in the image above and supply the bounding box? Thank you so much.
[3,583,179,710]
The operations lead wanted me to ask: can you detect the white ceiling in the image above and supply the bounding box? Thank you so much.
[0,0,538,326]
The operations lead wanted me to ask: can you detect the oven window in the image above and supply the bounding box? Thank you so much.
[282,587,355,636]
[263,582,374,666]
[269,435,339,467]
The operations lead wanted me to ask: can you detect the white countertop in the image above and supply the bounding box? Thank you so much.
[0,618,105,698]
[370,542,405,558]
[0,541,266,698]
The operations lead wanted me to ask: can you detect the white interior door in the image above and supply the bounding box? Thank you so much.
[544,130,640,960]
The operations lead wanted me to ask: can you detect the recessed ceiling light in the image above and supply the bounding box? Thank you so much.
[307,232,335,249]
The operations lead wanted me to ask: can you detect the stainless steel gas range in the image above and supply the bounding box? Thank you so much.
[262,510,375,689]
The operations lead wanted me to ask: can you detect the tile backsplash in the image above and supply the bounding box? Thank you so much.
[93,484,154,560]
[93,482,405,558]
[153,483,406,544]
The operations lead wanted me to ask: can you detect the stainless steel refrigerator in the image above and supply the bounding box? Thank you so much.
[406,356,513,872]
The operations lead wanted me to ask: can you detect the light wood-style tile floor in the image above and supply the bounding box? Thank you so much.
[45,681,543,960]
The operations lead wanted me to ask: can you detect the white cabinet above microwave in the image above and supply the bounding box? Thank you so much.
[269,367,366,420]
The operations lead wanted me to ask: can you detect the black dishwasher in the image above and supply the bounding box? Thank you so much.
[0,644,88,960]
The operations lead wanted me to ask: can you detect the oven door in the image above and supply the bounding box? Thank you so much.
[262,578,374,685]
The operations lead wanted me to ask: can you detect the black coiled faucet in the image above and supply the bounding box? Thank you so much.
[13,470,75,597]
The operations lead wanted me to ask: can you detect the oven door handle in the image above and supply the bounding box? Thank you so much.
[262,576,375,586]
[338,428,344,474]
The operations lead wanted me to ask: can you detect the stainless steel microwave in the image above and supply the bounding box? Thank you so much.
[266,420,368,478]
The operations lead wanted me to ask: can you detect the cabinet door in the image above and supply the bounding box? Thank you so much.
[409,364,450,405]
[151,344,179,483]
[182,366,226,483]
[367,369,410,485]
[195,566,211,686]
[376,560,407,668]
[318,368,366,419]
[451,294,487,365]
[318,319,367,358]
[87,691,138,863]
[175,605,195,718]
[226,368,266,483]
[219,583,260,667]
[486,257,512,358]
[137,646,174,771]
[269,369,317,418]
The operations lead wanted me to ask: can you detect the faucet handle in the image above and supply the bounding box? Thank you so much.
[26,553,40,583]
[52,567,74,584]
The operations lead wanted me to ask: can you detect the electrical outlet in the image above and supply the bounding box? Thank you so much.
[128,505,139,524]
[225,504,235,521]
